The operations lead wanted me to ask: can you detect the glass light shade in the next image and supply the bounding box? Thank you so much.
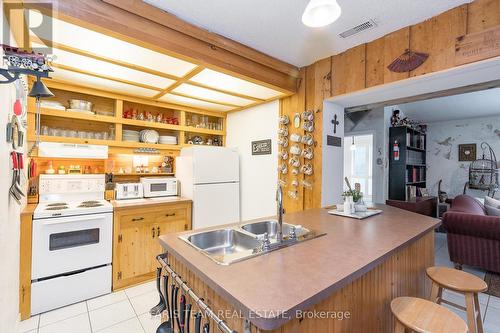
[302,0,342,28]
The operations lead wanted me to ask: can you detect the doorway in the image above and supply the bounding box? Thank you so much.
[343,134,374,203]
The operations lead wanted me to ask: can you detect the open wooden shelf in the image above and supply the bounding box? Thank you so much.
[39,108,118,124]
[27,83,227,156]
[29,135,182,151]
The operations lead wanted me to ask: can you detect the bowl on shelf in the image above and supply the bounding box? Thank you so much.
[159,135,177,145]
[68,99,93,112]
[122,129,140,142]
[139,129,159,144]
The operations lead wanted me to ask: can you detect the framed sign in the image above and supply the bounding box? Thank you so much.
[326,135,342,147]
[459,143,477,162]
[252,139,272,155]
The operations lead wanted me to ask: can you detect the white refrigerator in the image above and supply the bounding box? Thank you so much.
[176,146,240,229]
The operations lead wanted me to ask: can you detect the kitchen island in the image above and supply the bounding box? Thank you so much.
[158,205,439,333]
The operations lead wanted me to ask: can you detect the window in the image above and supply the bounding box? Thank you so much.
[344,134,374,202]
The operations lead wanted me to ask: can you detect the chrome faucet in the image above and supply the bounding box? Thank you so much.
[276,184,284,243]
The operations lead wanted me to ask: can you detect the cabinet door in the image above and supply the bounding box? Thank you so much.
[115,213,156,283]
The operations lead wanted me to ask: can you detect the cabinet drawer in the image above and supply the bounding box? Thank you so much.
[155,208,186,223]
[120,212,156,225]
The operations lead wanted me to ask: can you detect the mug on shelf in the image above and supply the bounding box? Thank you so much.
[278,127,288,136]
[290,133,302,142]
[289,144,301,155]
[301,147,314,160]
[301,134,314,146]
[279,163,288,175]
[279,115,290,125]
[278,137,289,148]
[279,150,288,160]
[303,121,314,132]
[288,156,300,167]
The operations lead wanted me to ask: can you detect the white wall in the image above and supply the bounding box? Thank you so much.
[322,101,345,206]
[0,3,23,331]
[426,115,500,199]
[226,101,278,220]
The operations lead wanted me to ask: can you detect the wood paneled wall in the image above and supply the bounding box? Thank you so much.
[280,0,500,212]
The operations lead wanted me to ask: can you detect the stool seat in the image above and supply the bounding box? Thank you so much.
[391,297,468,333]
[427,267,488,293]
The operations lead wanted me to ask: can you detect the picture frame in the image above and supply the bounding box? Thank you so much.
[420,188,429,197]
[458,144,477,162]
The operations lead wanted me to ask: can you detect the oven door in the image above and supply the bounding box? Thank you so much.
[32,213,112,280]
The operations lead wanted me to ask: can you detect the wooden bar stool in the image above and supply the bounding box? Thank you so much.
[391,297,468,333]
[426,267,488,333]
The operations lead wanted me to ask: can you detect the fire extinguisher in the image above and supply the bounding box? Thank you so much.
[393,140,400,161]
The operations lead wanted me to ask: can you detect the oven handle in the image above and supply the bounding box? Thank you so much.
[40,214,111,225]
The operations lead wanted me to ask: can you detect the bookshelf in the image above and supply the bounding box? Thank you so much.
[389,126,427,201]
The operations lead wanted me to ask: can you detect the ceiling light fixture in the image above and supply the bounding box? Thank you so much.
[302,0,342,28]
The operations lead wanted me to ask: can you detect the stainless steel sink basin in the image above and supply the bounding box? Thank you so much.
[186,229,261,255]
[180,222,325,265]
[241,220,310,239]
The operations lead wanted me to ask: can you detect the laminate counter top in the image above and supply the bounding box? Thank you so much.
[159,205,440,330]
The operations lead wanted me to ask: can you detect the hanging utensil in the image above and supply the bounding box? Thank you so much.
[179,295,186,333]
[156,275,175,333]
[194,313,202,333]
[170,284,176,329]
[151,267,166,316]
[174,286,181,332]
[203,323,209,333]
[155,277,173,333]
[9,152,22,203]
[185,304,192,333]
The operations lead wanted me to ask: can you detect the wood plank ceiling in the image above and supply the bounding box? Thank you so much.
[28,11,289,113]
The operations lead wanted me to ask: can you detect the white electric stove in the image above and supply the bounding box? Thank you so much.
[31,174,113,315]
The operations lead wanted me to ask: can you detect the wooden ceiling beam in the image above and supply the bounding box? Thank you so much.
[102,0,300,79]
[29,0,298,94]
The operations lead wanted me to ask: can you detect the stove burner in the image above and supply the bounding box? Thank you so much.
[46,206,68,211]
[81,201,100,205]
[47,202,68,207]
[78,203,104,208]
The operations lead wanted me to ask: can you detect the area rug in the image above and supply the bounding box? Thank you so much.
[484,271,500,297]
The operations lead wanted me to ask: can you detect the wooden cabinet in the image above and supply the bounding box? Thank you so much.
[113,201,192,289]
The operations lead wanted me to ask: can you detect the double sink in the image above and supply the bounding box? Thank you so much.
[179,220,324,265]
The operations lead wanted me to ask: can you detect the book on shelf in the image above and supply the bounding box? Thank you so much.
[406,185,418,200]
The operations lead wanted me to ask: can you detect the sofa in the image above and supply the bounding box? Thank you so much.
[442,195,500,274]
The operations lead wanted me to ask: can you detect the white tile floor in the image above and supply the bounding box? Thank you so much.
[19,233,500,332]
[19,281,160,333]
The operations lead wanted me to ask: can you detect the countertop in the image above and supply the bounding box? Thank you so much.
[111,196,192,210]
[159,204,440,330]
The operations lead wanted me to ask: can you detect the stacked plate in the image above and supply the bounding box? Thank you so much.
[123,130,140,142]
[140,129,159,144]
[159,135,177,145]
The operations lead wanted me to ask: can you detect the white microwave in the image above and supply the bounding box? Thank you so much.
[140,177,178,198]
